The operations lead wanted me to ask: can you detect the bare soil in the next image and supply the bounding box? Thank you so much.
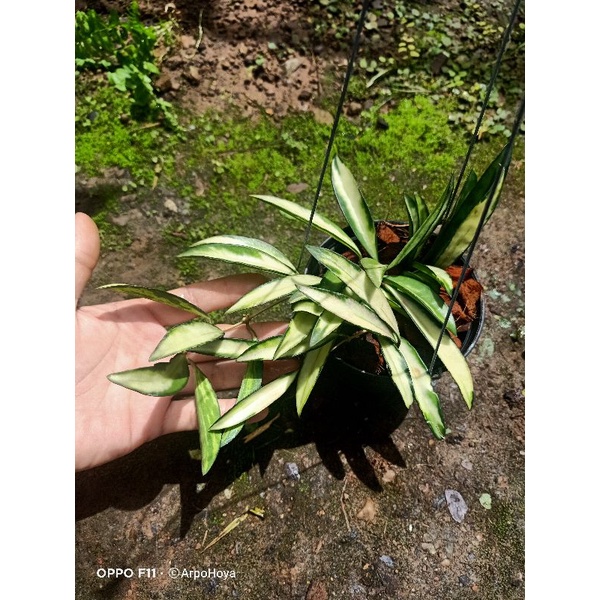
[75,2,525,598]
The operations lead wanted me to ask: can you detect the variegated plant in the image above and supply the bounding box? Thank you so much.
[104,147,510,474]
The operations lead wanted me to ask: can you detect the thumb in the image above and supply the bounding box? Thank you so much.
[75,212,100,306]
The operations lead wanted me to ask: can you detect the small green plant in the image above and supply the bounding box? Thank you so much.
[103,148,511,475]
[75,2,178,129]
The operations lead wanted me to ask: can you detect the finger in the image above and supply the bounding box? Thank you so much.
[75,212,101,306]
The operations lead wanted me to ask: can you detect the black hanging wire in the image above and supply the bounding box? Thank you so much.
[295,0,372,271]
[427,0,524,374]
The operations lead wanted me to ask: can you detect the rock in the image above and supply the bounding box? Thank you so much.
[379,555,394,568]
[445,489,468,523]
[298,89,312,101]
[312,108,334,126]
[382,469,396,483]
[346,102,363,116]
[357,498,376,522]
[180,34,196,49]
[163,198,178,213]
[186,66,202,84]
[155,73,174,92]
[284,57,303,76]
[421,542,436,555]
[286,182,309,194]
[284,462,300,480]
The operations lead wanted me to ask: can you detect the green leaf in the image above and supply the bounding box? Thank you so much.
[296,341,334,415]
[226,274,321,314]
[378,337,414,409]
[274,311,317,359]
[179,235,297,276]
[310,310,343,346]
[149,320,224,361]
[220,361,263,447]
[98,283,210,319]
[192,364,222,475]
[211,370,299,430]
[392,293,474,408]
[383,275,457,336]
[397,338,446,439]
[188,338,255,359]
[403,192,429,236]
[107,353,189,396]
[295,284,398,341]
[412,262,454,296]
[386,177,454,270]
[236,336,283,361]
[427,146,510,267]
[331,156,378,259]
[359,257,387,288]
[252,194,362,256]
[306,246,399,339]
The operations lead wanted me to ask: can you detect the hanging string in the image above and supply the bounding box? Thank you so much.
[295,0,372,271]
[427,2,525,377]
[440,0,523,223]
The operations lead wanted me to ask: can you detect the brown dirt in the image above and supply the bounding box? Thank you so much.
[75,2,525,598]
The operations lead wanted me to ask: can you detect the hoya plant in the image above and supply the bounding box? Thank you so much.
[104,148,510,474]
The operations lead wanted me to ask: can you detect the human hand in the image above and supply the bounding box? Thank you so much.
[75,212,294,471]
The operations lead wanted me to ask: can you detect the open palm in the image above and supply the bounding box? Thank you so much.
[75,213,292,470]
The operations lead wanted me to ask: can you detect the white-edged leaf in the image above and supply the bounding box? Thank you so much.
[295,284,397,341]
[306,245,399,338]
[179,235,297,276]
[296,341,334,415]
[412,262,454,296]
[397,338,446,439]
[149,320,224,361]
[236,336,283,361]
[310,310,343,346]
[393,293,474,408]
[99,284,209,319]
[359,257,386,287]
[274,311,317,359]
[252,194,362,256]
[331,156,378,259]
[378,337,414,409]
[107,353,189,396]
[220,361,263,447]
[188,338,255,359]
[211,370,299,430]
[226,274,321,314]
[192,364,222,475]
[384,275,457,336]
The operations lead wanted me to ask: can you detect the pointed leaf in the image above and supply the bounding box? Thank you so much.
[412,262,454,296]
[296,284,397,341]
[220,361,263,447]
[149,320,224,361]
[252,194,362,256]
[393,293,474,408]
[384,275,457,335]
[107,353,189,396]
[398,338,446,439]
[99,284,210,319]
[331,156,378,259]
[378,337,414,409]
[296,341,334,414]
[179,235,297,276]
[403,192,429,236]
[189,338,255,359]
[236,336,283,361]
[306,245,399,338]
[211,370,299,430]
[360,257,387,288]
[192,364,222,475]
[386,177,454,270]
[226,274,321,314]
[274,311,317,359]
[310,310,343,346]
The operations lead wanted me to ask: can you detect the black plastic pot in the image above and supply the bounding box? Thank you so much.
[299,222,485,442]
